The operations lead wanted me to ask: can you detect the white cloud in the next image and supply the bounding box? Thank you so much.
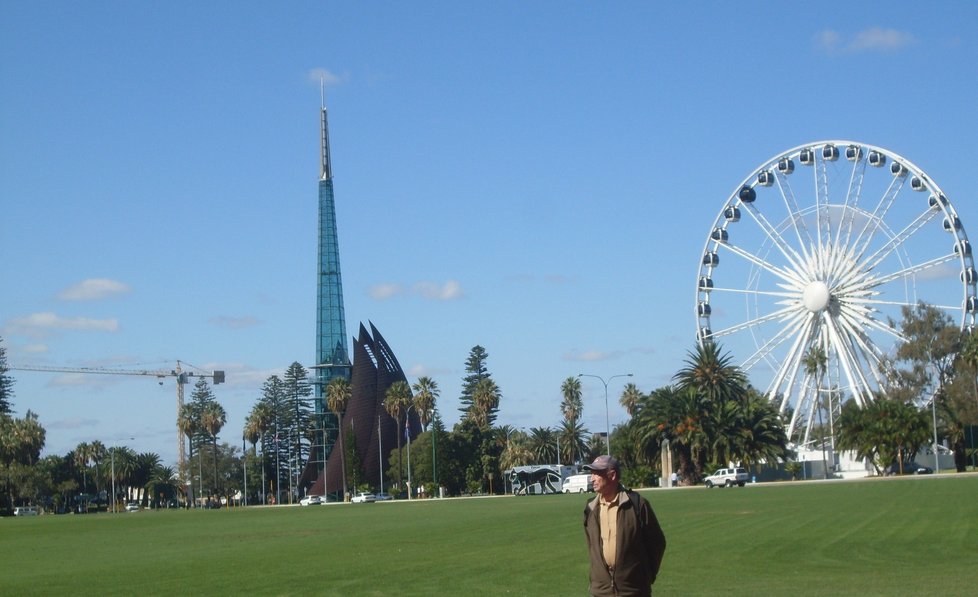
[5,312,119,337]
[369,280,465,301]
[850,27,915,52]
[815,29,842,53]
[58,278,131,301]
[562,349,622,362]
[815,27,915,54]
[406,363,454,377]
[209,315,260,330]
[413,280,464,301]
[369,283,405,300]
[23,343,48,354]
[561,347,654,362]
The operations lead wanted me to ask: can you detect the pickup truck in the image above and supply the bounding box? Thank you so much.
[703,467,749,488]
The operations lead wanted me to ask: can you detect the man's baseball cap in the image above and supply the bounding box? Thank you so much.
[582,455,620,473]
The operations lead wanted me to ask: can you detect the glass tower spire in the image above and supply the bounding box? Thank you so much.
[316,97,352,408]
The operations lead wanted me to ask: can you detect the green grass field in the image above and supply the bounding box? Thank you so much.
[2,475,976,596]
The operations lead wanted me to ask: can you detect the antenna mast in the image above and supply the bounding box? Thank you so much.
[320,76,332,180]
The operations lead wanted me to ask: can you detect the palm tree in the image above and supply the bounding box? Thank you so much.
[89,440,107,493]
[411,377,439,431]
[201,401,227,499]
[634,385,708,483]
[246,401,273,504]
[326,376,352,499]
[497,426,532,472]
[620,383,643,418]
[558,419,589,465]
[560,376,583,424]
[470,378,500,428]
[177,403,200,504]
[149,465,180,508]
[132,452,161,505]
[733,390,789,468]
[674,342,748,405]
[73,441,91,493]
[526,427,557,464]
[112,446,137,505]
[384,381,412,488]
[803,345,829,478]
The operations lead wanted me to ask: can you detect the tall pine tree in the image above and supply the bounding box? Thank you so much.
[459,346,491,419]
[282,362,313,498]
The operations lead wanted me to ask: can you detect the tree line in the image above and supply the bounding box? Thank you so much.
[4,301,978,511]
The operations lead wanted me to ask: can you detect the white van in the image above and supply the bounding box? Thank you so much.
[562,473,592,494]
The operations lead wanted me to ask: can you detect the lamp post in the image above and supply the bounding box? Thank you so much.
[578,373,633,457]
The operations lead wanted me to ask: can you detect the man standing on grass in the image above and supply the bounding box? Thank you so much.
[583,455,666,596]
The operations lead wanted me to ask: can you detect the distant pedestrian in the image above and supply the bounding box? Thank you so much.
[583,455,666,596]
[669,472,678,487]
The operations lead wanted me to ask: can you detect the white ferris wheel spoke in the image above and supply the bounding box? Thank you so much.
[852,253,957,290]
[836,153,869,249]
[852,176,908,263]
[710,286,797,299]
[825,314,880,406]
[859,208,940,274]
[719,241,805,287]
[766,313,815,408]
[742,308,811,372]
[711,303,802,339]
[773,170,816,262]
[739,203,811,278]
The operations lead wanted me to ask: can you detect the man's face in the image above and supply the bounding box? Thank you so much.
[590,468,616,493]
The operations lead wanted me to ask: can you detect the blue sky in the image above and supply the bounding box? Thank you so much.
[3,2,977,465]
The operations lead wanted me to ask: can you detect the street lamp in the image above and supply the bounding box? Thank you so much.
[578,373,633,457]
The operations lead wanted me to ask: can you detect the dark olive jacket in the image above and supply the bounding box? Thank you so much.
[583,489,666,596]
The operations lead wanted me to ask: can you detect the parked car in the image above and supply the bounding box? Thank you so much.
[351,492,376,503]
[299,495,323,506]
[374,493,393,501]
[703,467,749,488]
[885,462,933,476]
[124,501,139,512]
[14,506,38,516]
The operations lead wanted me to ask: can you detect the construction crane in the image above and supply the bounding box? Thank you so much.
[9,361,225,473]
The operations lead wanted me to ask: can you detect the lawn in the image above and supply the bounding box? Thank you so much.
[1,475,976,596]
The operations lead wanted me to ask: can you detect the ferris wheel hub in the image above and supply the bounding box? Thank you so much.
[803,281,830,312]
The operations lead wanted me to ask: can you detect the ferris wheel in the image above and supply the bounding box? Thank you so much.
[695,140,977,445]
